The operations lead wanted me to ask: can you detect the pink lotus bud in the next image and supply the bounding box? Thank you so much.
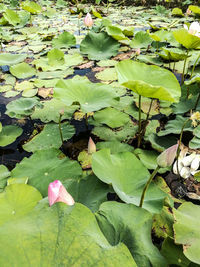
[135,48,140,56]
[186,8,191,16]
[157,144,178,168]
[48,180,75,206]
[84,13,93,27]
[59,109,64,116]
[88,137,96,154]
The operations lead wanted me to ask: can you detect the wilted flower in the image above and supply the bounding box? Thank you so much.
[190,111,200,127]
[48,180,75,206]
[59,109,64,116]
[157,144,178,168]
[88,137,96,154]
[184,22,200,38]
[84,13,93,27]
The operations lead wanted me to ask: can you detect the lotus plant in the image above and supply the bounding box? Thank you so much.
[48,180,75,206]
[88,137,96,154]
[84,13,93,29]
[184,22,200,38]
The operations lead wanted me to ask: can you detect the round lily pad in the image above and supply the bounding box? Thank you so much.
[10,62,36,79]
[0,125,23,147]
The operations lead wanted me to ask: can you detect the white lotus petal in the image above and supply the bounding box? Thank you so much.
[191,157,200,171]
[180,167,190,179]
[182,153,196,167]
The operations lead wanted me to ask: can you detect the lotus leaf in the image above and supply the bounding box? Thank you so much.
[11,149,82,196]
[52,31,76,48]
[173,29,200,50]
[3,9,20,26]
[95,67,117,81]
[54,78,117,113]
[10,62,36,79]
[189,5,200,16]
[0,202,136,266]
[130,31,152,48]
[96,141,134,154]
[92,149,167,213]
[116,60,181,102]
[159,48,188,62]
[0,53,26,66]
[47,48,65,66]
[96,202,167,266]
[0,125,23,147]
[106,25,128,40]
[21,0,41,14]
[173,202,200,265]
[80,32,120,60]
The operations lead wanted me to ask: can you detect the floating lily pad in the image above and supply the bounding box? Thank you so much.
[3,9,20,26]
[21,0,41,14]
[130,31,152,48]
[95,68,117,81]
[0,125,23,147]
[10,62,36,79]
[80,31,120,60]
[52,31,76,48]
[116,60,181,102]
[11,149,82,196]
[0,53,26,66]
[92,149,167,213]
[23,123,75,152]
[96,141,134,153]
[106,25,128,40]
[47,48,65,66]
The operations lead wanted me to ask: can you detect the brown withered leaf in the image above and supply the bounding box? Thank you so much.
[113,50,135,61]
[77,61,94,69]
[38,87,53,98]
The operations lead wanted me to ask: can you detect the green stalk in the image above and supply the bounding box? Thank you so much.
[85,113,88,129]
[194,89,200,110]
[58,114,64,145]
[137,95,142,148]
[190,54,200,79]
[139,165,160,208]
[181,50,189,85]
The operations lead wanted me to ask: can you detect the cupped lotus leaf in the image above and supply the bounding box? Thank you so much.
[0,53,26,66]
[21,0,41,14]
[47,48,65,66]
[92,149,167,213]
[171,8,184,17]
[96,141,134,154]
[146,133,177,152]
[130,31,153,48]
[116,60,181,103]
[52,31,76,48]
[0,125,23,147]
[3,9,20,26]
[185,74,200,86]
[6,97,39,118]
[80,32,120,60]
[11,149,82,197]
[96,202,167,267]
[0,202,136,267]
[106,25,128,40]
[173,29,200,49]
[31,99,78,123]
[23,123,75,152]
[10,62,36,79]
[173,202,200,265]
[159,48,188,62]
[93,107,130,128]
[189,5,200,15]
[54,78,117,113]
[0,184,42,226]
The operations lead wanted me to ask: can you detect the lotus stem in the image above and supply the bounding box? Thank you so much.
[190,54,200,79]
[181,50,189,85]
[58,114,64,145]
[78,18,80,36]
[173,62,176,72]
[137,95,142,148]
[85,113,88,129]
[139,165,160,208]
[194,90,200,110]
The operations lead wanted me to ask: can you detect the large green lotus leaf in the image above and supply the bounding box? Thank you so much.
[92,149,166,213]
[6,97,39,118]
[80,32,120,60]
[93,107,130,128]
[173,202,200,265]
[0,184,42,226]
[173,29,200,49]
[52,31,76,48]
[96,202,167,267]
[189,5,200,16]
[63,174,110,212]
[106,25,128,40]
[96,141,134,154]
[189,136,200,149]
[116,60,181,102]
[11,149,82,196]
[158,116,193,136]
[0,125,23,147]
[31,98,78,123]
[21,0,41,14]
[3,9,20,26]
[146,133,177,152]
[0,202,136,267]
[10,62,36,79]
[161,238,191,267]
[159,48,188,62]
[92,121,137,142]
[47,48,65,66]
[130,31,153,48]
[0,53,26,66]
[23,123,75,152]
[54,78,117,113]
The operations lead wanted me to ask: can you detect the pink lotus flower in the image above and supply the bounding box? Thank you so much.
[48,180,75,206]
[88,137,96,154]
[157,144,178,168]
[84,13,93,27]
